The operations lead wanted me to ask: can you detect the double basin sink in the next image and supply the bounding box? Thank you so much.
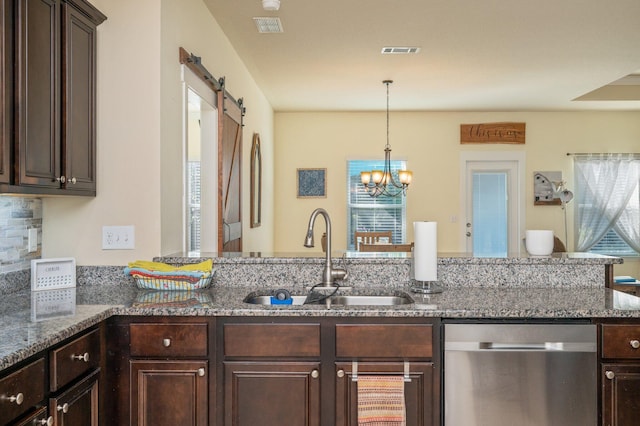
[244,291,414,306]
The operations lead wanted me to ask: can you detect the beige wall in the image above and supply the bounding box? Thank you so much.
[274,111,640,276]
[42,0,274,265]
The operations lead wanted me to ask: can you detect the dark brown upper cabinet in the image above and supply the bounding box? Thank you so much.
[3,0,105,196]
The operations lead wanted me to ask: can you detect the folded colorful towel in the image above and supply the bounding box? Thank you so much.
[126,259,213,273]
[357,375,406,426]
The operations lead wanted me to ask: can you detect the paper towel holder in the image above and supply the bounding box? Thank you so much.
[410,280,443,294]
[409,243,443,293]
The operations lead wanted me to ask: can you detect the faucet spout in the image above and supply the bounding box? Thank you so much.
[303,208,348,287]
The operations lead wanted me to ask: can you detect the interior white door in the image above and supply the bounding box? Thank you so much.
[460,153,525,255]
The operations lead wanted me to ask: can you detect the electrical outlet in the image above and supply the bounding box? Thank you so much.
[28,228,38,252]
[102,226,135,250]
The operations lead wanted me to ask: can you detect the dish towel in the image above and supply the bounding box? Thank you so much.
[357,376,406,426]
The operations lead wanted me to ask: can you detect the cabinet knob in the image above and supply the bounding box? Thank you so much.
[7,392,24,405]
[630,340,640,349]
[57,403,69,413]
[37,416,54,426]
[337,369,345,378]
[311,369,320,379]
[198,368,205,377]
[163,338,171,347]
[605,370,615,380]
[56,176,67,184]
[68,177,77,184]
[71,352,90,362]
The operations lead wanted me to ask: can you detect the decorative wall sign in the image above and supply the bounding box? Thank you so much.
[534,171,562,205]
[297,168,326,198]
[460,122,526,144]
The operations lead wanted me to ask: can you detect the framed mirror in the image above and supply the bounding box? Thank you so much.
[250,133,262,228]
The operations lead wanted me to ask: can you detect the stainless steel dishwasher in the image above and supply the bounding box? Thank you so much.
[444,323,597,426]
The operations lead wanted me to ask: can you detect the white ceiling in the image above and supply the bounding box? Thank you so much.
[203,0,640,112]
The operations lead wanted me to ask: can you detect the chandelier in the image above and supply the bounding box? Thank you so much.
[360,80,412,197]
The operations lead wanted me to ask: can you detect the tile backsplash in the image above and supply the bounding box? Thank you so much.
[0,196,42,273]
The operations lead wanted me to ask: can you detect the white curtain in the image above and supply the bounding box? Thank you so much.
[574,154,640,252]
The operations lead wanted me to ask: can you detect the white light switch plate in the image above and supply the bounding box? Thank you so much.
[102,225,135,250]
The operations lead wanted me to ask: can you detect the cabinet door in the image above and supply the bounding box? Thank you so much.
[224,361,321,426]
[602,363,640,426]
[50,369,99,426]
[61,3,97,193]
[0,0,11,184]
[16,0,61,189]
[335,362,434,426]
[131,360,208,426]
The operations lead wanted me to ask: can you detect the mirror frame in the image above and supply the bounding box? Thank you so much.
[250,133,262,228]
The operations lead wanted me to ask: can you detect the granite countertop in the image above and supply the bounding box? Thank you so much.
[3,280,640,371]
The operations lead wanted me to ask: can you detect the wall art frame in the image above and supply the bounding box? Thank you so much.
[296,168,326,198]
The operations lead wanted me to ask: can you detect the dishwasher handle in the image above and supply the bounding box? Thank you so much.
[480,342,550,350]
[446,341,596,352]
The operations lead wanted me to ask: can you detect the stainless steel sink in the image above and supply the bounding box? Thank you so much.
[243,293,414,306]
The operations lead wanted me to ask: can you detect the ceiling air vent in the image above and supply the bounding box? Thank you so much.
[381,47,421,54]
[253,17,284,33]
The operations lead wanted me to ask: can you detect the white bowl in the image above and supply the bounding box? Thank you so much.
[525,230,554,256]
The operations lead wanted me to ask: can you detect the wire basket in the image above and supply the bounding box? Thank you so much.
[131,274,213,291]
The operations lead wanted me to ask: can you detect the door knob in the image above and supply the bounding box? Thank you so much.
[57,403,69,413]
[311,369,319,379]
[605,371,615,380]
[630,339,640,349]
[337,369,345,378]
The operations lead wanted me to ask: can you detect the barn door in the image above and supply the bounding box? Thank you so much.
[218,90,244,252]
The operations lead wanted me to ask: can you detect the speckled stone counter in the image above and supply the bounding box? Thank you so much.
[0,252,629,371]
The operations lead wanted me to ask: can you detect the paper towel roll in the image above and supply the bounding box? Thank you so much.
[413,221,437,282]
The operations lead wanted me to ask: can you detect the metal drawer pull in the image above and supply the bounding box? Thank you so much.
[57,403,69,413]
[605,371,615,380]
[37,416,54,426]
[630,339,640,349]
[311,369,319,379]
[337,369,345,378]
[7,392,24,405]
[163,338,171,347]
[198,368,205,377]
[71,352,90,362]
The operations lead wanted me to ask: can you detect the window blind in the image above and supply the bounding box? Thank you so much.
[346,160,406,250]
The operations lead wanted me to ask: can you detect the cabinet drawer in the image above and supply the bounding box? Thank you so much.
[0,358,45,425]
[130,323,208,357]
[336,324,432,358]
[602,324,640,359]
[224,323,321,357]
[50,328,100,391]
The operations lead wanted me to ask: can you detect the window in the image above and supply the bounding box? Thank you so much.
[574,155,640,256]
[347,160,407,250]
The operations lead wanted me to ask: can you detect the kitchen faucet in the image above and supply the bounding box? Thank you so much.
[304,208,348,287]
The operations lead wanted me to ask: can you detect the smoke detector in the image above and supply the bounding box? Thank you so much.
[262,0,280,11]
